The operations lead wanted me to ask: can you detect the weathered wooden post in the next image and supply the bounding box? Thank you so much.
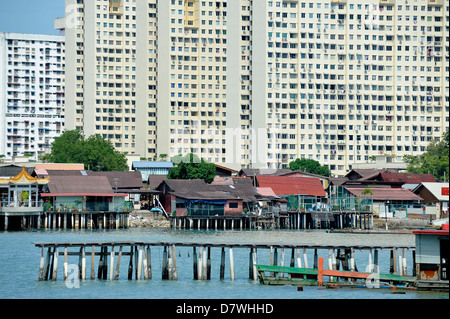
[220,247,225,280]
[91,246,95,280]
[63,247,68,281]
[402,248,407,275]
[52,247,58,281]
[229,247,235,281]
[296,248,302,268]
[128,246,134,280]
[114,246,123,280]
[172,245,178,281]
[252,248,258,281]
[193,247,198,280]
[350,248,355,272]
[303,248,309,268]
[109,246,115,280]
[39,246,45,281]
[313,249,318,269]
[147,245,152,279]
[162,246,168,280]
[197,246,203,280]
[374,249,379,273]
[206,247,211,280]
[142,245,148,280]
[167,245,173,280]
[202,246,207,280]
[81,245,86,280]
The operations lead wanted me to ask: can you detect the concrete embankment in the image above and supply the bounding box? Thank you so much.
[129,210,170,228]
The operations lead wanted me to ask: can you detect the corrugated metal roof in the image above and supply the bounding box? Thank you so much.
[256,176,326,197]
[132,161,173,169]
[379,172,436,184]
[345,187,423,201]
[35,163,85,170]
[47,175,114,195]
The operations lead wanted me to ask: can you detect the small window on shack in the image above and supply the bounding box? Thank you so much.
[229,202,238,209]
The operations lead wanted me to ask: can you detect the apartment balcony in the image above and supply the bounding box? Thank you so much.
[428,0,443,5]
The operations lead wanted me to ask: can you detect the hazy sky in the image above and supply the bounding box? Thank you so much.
[0,0,66,35]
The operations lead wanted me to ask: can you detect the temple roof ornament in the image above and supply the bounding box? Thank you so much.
[0,166,50,185]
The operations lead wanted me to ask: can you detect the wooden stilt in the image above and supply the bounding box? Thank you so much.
[296,248,302,268]
[220,247,225,280]
[198,246,203,280]
[103,246,108,280]
[128,246,134,280]
[303,248,309,268]
[350,248,355,272]
[252,248,258,281]
[402,248,407,275]
[313,249,318,269]
[98,246,104,279]
[172,245,178,281]
[229,247,235,281]
[206,246,210,280]
[202,246,207,280]
[193,247,198,280]
[146,246,152,280]
[52,247,58,281]
[109,246,115,280]
[114,246,123,280]
[162,246,168,280]
[290,248,295,268]
[374,249,379,273]
[39,246,45,281]
[81,246,86,280]
[91,246,95,280]
[137,245,143,280]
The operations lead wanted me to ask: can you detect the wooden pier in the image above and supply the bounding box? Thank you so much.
[34,240,414,283]
[170,211,373,230]
[1,211,130,231]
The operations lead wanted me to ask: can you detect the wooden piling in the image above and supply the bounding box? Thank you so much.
[303,248,309,268]
[193,247,198,280]
[229,247,235,281]
[162,246,168,280]
[202,246,207,280]
[91,246,95,280]
[128,246,133,280]
[52,247,58,281]
[109,246,115,280]
[206,246,210,281]
[39,246,45,281]
[81,246,86,280]
[114,246,123,280]
[146,246,152,280]
[220,247,225,280]
[172,245,178,281]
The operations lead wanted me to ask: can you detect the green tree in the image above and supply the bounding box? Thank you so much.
[404,131,449,181]
[289,158,330,176]
[168,153,216,183]
[46,130,129,171]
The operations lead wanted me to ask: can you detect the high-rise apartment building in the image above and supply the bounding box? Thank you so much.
[0,32,65,160]
[63,0,449,177]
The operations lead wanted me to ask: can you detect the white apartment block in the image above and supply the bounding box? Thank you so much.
[0,32,65,160]
[63,0,449,177]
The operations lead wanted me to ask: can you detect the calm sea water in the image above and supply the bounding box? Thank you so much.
[0,228,447,301]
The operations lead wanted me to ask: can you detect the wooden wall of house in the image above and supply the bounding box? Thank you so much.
[417,187,438,205]
[224,200,243,217]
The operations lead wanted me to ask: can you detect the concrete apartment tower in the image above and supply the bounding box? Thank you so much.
[0,32,65,160]
[62,0,449,177]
